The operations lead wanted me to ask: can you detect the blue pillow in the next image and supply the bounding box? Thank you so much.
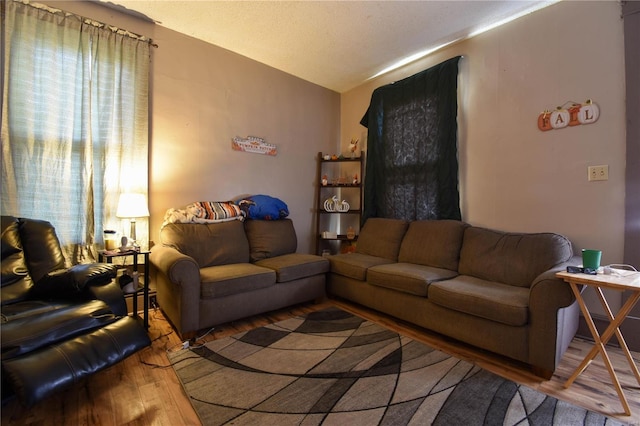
[239,195,289,220]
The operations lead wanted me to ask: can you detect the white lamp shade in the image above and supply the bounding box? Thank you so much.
[116,193,149,218]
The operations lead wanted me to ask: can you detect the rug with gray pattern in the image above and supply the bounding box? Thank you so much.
[168,308,623,425]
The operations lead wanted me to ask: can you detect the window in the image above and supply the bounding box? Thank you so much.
[361,56,462,222]
[1,0,150,263]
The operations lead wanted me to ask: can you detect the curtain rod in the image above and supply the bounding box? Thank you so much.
[14,0,158,48]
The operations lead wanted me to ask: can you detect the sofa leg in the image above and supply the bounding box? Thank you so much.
[531,366,554,380]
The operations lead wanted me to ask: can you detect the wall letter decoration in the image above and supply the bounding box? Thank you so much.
[537,110,553,131]
[578,100,599,124]
[538,99,599,132]
[551,108,569,129]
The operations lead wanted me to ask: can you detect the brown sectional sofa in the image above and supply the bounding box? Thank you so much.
[327,218,579,378]
[150,219,329,338]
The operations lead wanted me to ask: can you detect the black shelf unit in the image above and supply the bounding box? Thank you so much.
[98,250,151,329]
[315,151,364,255]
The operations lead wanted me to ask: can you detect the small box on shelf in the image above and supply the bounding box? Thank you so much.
[322,231,338,239]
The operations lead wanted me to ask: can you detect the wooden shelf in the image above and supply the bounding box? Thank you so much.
[315,151,364,255]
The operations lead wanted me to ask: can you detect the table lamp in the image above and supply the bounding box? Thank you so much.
[116,193,149,249]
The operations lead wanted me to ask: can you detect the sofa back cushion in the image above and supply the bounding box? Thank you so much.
[458,226,573,288]
[356,218,409,261]
[160,220,250,267]
[244,219,297,262]
[398,220,468,270]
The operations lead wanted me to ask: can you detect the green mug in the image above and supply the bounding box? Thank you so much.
[581,249,602,270]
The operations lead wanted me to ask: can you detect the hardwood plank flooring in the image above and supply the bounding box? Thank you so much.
[2,299,639,425]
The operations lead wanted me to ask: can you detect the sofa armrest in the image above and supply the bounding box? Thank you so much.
[528,256,581,375]
[529,255,582,308]
[150,245,201,336]
[150,246,200,286]
[530,266,575,308]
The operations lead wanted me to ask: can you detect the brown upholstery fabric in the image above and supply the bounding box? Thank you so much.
[367,263,458,297]
[200,263,275,298]
[428,275,530,326]
[244,219,297,262]
[356,218,409,261]
[255,253,329,283]
[329,253,393,281]
[458,227,573,288]
[160,221,250,268]
[398,220,467,270]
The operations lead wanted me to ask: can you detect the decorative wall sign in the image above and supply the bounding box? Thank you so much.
[538,99,599,132]
[232,136,277,156]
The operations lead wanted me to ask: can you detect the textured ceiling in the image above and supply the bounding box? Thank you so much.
[100,0,556,92]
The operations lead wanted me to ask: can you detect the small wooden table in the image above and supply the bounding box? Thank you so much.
[556,270,640,415]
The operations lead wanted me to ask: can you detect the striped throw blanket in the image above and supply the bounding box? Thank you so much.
[162,201,245,228]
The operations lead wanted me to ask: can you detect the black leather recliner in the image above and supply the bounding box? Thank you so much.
[1,216,151,407]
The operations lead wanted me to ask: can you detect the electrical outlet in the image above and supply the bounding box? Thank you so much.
[149,295,158,309]
[588,165,608,181]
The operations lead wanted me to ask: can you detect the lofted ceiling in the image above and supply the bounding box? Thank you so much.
[99,0,557,93]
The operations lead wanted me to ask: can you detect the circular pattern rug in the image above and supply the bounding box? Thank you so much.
[168,308,622,425]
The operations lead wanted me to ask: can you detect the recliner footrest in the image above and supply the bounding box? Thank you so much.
[2,300,118,360]
[2,316,151,407]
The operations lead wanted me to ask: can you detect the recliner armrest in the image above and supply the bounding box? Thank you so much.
[68,263,117,287]
[28,263,117,300]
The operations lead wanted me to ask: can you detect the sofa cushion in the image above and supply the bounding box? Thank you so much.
[256,254,329,283]
[200,264,275,298]
[356,218,409,261]
[160,221,250,267]
[367,263,458,297]
[329,253,394,281]
[458,227,573,288]
[398,220,467,270]
[428,275,530,327]
[244,219,297,262]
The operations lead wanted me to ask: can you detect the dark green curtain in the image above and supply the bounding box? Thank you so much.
[361,56,462,222]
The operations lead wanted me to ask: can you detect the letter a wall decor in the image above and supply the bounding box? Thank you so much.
[537,99,599,131]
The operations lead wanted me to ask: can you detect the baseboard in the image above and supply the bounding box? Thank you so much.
[576,313,640,352]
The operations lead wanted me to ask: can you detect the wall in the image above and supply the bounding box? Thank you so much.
[41,1,628,311]
[48,1,341,254]
[341,1,627,313]
[623,1,640,268]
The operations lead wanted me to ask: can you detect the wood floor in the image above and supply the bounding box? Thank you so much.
[2,299,639,425]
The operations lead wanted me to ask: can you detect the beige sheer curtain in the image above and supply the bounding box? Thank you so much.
[1,0,149,263]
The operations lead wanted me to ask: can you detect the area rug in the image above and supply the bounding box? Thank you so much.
[168,308,623,425]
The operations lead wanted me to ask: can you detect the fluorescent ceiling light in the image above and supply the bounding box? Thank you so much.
[368,0,561,82]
